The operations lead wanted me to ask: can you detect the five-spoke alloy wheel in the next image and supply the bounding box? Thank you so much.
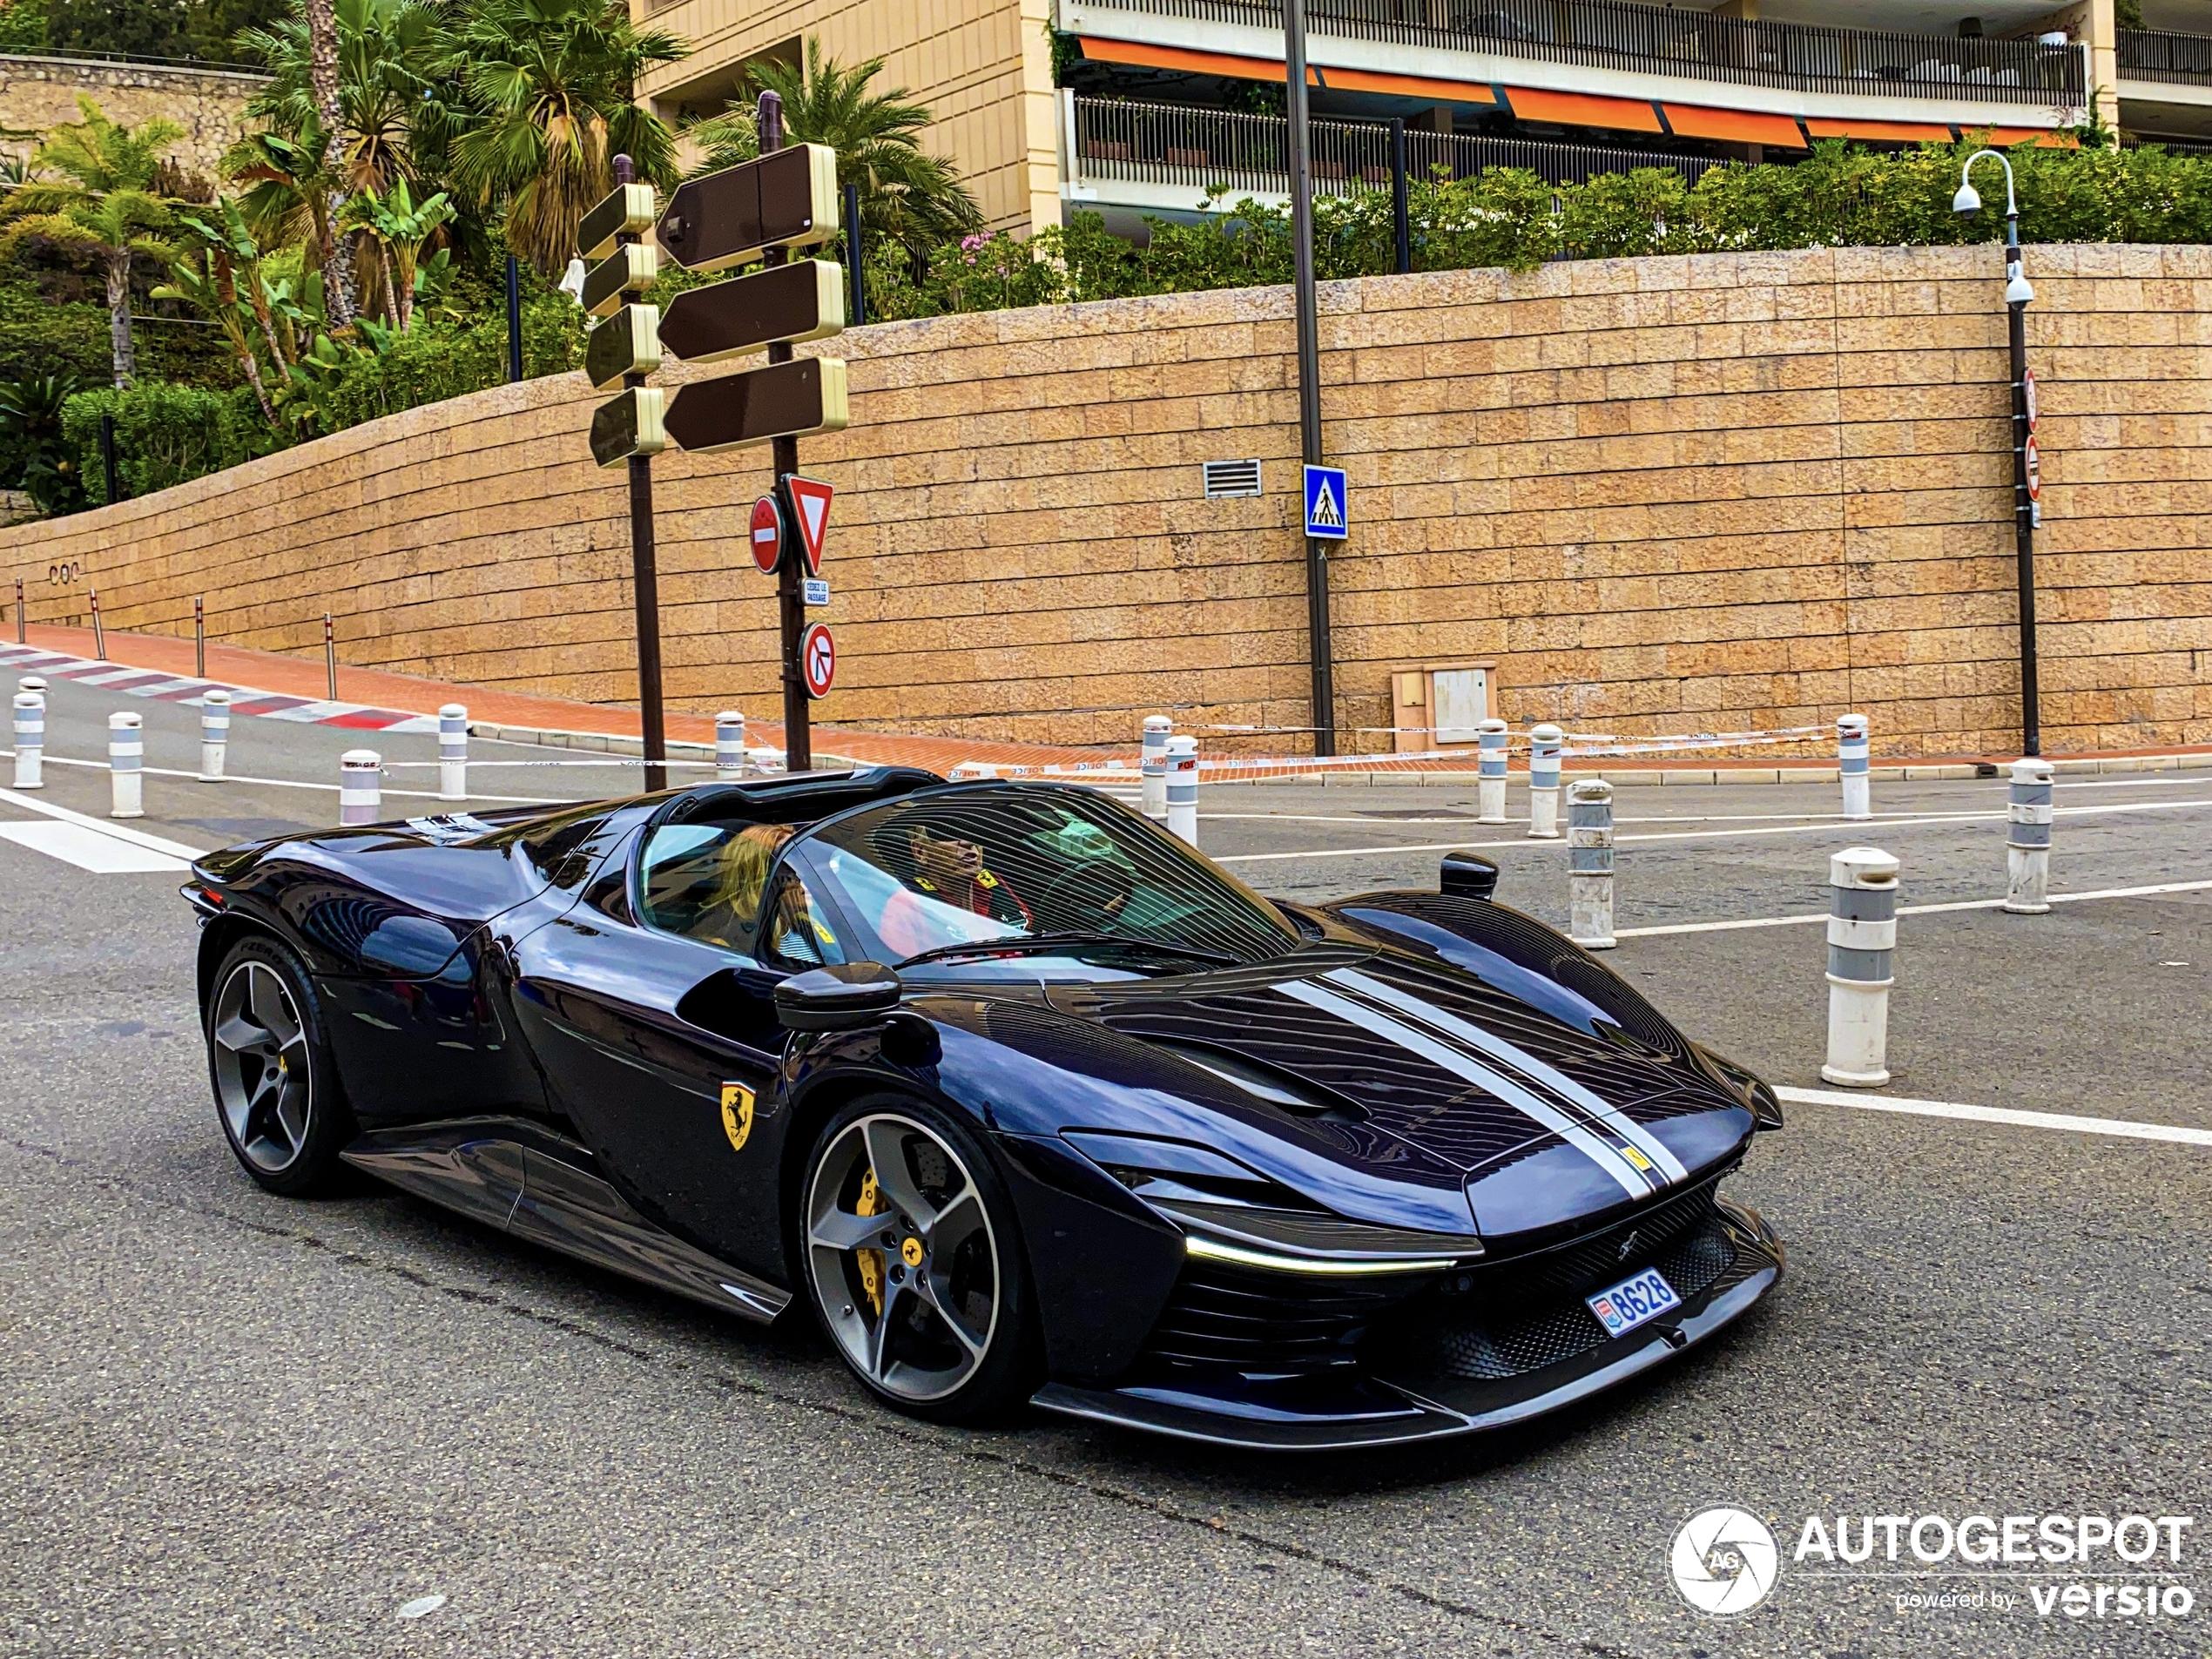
[801,1097,1039,1421]
[206,937,352,1195]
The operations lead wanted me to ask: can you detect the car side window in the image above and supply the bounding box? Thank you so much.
[637,820,798,951]
[514,808,612,890]
[760,868,847,969]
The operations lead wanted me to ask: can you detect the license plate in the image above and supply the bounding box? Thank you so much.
[1587,1265,1681,1338]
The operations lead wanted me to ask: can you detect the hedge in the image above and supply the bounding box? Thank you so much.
[60,381,276,506]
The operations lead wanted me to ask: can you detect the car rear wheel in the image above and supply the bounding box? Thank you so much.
[799,1096,1041,1422]
[206,936,354,1196]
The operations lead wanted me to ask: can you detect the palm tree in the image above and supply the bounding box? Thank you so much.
[3,98,181,388]
[342,176,454,331]
[444,0,685,276]
[685,39,985,270]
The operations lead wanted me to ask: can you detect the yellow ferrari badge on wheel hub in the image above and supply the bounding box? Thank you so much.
[719,1082,755,1152]
[900,1236,925,1268]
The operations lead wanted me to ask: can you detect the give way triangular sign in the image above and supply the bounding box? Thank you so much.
[783,475,833,577]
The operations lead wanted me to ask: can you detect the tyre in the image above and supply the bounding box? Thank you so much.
[799,1094,1042,1423]
[205,935,355,1197]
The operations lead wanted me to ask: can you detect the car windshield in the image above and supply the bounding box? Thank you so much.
[791,786,1298,973]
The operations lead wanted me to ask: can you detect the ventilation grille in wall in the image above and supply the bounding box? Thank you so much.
[1202,459,1262,498]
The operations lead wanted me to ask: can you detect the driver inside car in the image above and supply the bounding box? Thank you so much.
[873,825,1035,959]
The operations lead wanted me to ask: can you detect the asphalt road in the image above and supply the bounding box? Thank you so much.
[3,672,2209,1656]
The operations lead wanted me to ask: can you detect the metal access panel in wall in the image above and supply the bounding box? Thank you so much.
[1391,663,1497,754]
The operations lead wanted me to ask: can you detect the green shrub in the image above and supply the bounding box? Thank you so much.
[0,0,46,50]
[303,294,583,433]
[60,381,276,506]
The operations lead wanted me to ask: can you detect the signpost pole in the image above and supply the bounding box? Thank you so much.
[1285,0,1336,757]
[759,91,813,774]
[614,152,668,792]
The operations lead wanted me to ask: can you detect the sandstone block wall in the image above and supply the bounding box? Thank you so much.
[4,242,2208,758]
[0,54,268,191]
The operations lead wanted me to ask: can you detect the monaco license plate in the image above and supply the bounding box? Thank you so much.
[1587,1265,1681,1338]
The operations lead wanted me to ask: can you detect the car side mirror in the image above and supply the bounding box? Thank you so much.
[1440,852,1500,901]
[774,962,903,1031]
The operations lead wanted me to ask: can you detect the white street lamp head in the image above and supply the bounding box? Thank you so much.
[2005,268,2034,304]
[1952,181,1982,214]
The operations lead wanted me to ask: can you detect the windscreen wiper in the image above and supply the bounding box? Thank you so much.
[901,933,1238,968]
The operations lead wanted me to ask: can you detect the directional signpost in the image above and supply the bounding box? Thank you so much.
[651,90,850,771]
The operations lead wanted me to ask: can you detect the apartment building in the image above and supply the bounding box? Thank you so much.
[631,2,2212,236]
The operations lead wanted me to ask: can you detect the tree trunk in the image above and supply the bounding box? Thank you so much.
[239,344,276,426]
[305,0,355,327]
[105,249,134,388]
[378,242,401,330]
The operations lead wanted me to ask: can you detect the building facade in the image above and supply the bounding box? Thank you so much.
[634,2,2212,236]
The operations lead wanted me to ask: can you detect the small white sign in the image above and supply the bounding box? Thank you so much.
[802,577,830,607]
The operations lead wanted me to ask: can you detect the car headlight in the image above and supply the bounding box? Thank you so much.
[1694,1044,1784,1130]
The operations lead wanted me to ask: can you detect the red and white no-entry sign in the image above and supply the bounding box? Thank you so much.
[783,475,833,577]
[2023,432,2041,502]
[749,495,784,574]
[800,622,835,699]
[2021,367,2039,431]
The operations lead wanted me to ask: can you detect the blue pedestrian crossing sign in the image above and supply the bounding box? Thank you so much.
[1303,464,1348,539]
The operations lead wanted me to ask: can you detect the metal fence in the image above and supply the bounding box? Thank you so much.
[2118,29,2212,87]
[1081,0,2083,106]
[1071,98,1716,200]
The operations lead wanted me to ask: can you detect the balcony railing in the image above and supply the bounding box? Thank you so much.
[1074,0,2083,106]
[1071,97,1716,200]
[2118,29,2212,88]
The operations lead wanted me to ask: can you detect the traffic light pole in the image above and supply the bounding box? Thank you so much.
[612,153,668,792]
[758,91,813,773]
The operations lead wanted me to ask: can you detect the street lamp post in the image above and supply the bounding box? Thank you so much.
[1284,0,1336,756]
[1953,150,2040,756]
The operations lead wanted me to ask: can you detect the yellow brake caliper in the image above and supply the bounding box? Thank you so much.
[854,1169,884,1317]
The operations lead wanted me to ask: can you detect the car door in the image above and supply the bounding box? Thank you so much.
[507,820,845,1277]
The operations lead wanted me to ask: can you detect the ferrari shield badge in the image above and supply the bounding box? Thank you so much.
[719,1082,755,1152]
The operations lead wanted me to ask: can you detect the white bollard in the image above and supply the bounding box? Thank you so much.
[438,704,469,800]
[1838,713,1871,820]
[11,691,44,789]
[108,711,143,818]
[199,689,230,781]
[1821,846,1898,1088]
[1140,715,1173,820]
[2004,758,2054,914]
[1475,718,1509,823]
[714,711,746,780]
[1568,779,1615,949]
[1164,734,1199,846]
[1527,723,1563,840]
[340,749,382,826]
[17,675,46,695]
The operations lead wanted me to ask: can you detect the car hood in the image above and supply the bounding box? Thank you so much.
[1053,946,1755,1246]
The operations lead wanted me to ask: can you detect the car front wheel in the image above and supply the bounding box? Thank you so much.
[799,1096,1041,1423]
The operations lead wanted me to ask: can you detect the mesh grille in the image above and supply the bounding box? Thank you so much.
[1138,1260,1423,1372]
[1466,1179,1721,1312]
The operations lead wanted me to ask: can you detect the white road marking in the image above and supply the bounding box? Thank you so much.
[0,787,209,857]
[1611,879,2212,937]
[1775,1086,2212,1149]
[0,819,192,873]
[2,752,558,806]
[1212,797,2212,863]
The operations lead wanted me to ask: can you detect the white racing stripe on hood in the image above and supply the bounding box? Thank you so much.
[1325,968,1693,1186]
[1277,979,1656,1199]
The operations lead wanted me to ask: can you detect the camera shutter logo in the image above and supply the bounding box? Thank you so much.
[1670,1507,1779,1615]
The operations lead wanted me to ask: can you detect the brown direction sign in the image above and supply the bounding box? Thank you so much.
[577,181,659,263]
[590,387,666,468]
[663,358,848,454]
[658,260,846,364]
[585,303,662,391]
[655,145,840,273]
[581,241,658,318]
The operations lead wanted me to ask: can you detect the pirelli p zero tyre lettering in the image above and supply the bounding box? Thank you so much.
[799,1095,1041,1422]
[205,935,356,1196]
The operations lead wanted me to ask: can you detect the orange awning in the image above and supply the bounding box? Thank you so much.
[1978,126,2079,147]
[1804,117,1954,143]
[1501,85,1664,134]
[1659,104,1806,148]
[1079,37,1314,85]
[1324,66,1494,105]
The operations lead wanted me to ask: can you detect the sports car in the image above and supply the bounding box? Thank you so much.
[185,767,1784,1450]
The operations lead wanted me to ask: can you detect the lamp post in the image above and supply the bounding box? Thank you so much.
[1953,149,2040,756]
[1283,0,1335,755]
